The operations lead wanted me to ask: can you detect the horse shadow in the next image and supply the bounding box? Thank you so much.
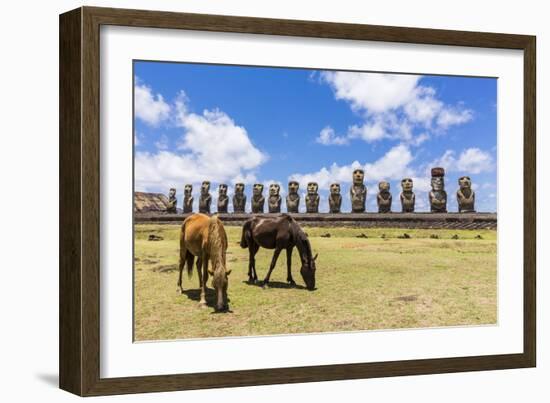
[243,280,308,290]
[181,287,232,313]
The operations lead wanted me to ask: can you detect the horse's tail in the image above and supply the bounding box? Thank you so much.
[240,219,252,249]
[180,219,194,278]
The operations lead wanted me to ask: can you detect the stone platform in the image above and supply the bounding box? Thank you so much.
[134,212,497,230]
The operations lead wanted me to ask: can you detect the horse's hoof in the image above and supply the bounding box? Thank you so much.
[262,282,269,289]
[198,301,207,308]
[287,280,296,286]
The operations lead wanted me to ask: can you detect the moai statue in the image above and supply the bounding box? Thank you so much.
[268,183,282,213]
[429,167,447,213]
[183,184,193,213]
[400,178,415,213]
[305,182,320,213]
[232,183,246,213]
[350,169,367,213]
[166,188,177,214]
[217,184,229,213]
[286,181,300,213]
[251,183,265,213]
[328,183,342,213]
[377,181,392,213]
[198,181,212,214]
[457,176,476,213]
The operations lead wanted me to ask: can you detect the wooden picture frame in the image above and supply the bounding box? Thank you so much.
[59,6,536,396]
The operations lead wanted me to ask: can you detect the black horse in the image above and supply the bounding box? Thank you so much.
[240,214,317,290]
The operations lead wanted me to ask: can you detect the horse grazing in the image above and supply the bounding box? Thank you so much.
[240,214,317,290]
[178,213,231,311]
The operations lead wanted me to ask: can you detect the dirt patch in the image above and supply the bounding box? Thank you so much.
[394,295,418,302]
[152,264,178,273]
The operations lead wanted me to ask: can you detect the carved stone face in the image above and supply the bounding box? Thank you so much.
[330,183,340,194]
[218,184,228,196]
[378,181,390,192]
[253,183,264,196]
[458,176,472,190]
[288,181,299,194]
[269,184,280,196]
[169,188,176,198]
[353,169,365,185]
[401,178,413,192]
[201,181,210,194]
[235,183,245,194]
[184,184,192,196]
[431,176,445,191]
[307,182,318,194]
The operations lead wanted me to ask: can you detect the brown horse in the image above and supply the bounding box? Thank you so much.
[178,213,231,311]
[240,214,317,290]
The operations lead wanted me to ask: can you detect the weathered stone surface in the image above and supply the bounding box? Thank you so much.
[268,183,282,213]
[400,178,415,213]
[217,184,229,213]
[135,212,497,230]
[134,192,170,213]
[377,181,392,213]
[286,181,300,213]
[457,176,476,213]
[429,167,447,213]
[329,183,342,213]
[183,184,193,213]
[233,183,246,213]
[305,182,320,213]
[166,188,177,214]
[251,183,265,213]
[350,169,367,213]
[199,181,211,214]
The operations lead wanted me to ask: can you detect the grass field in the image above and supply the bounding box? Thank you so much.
[134,224,497,341]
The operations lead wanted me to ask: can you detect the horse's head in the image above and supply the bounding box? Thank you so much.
[211,261,231,312]
[300,253,317,291]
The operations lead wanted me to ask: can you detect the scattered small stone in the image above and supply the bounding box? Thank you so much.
[451,234,459,240]
[148,234,164,241]
[381,233,386,239]
[356,233,368,239]
[397,233,411,239]
[152,264,178,273]
[320,233,331,238]
[430,234,440,239]
[475,234,483,240]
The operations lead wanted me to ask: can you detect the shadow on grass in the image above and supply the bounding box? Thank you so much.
[242,280,308,290]
[181,287,233,313]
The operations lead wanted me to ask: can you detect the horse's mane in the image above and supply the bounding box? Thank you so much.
[208,215,227,265]
[287,216,312,263]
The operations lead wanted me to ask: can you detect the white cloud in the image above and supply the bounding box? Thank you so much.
[321,72,420,113]
[134,83,267,192]
[316,126,349,145]
[317,71,473,147]
[134,80,171,126]
[429,147,494,174]
[289,144,414,190]
[154,134,169,150]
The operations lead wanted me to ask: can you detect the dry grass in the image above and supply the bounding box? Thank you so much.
[134,224,497,341]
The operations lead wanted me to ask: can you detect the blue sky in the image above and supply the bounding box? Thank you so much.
[134,61,497,212]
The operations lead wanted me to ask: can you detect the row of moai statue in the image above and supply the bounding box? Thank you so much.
[165,168,476,214]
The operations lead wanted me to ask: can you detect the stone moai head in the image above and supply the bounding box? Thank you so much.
[288,181,299,194]
[458,176,472,190]
[353,169,365,185]
[169,188,176,198]
[201,181,211,195]
[218,184,228,196]
[330,183,341,195]
[184,184,193,196]
[431,167,445,191]
[401,178,413,192]
[307,182,318,194]
[379,181,390,192]
[269,183,280,196]
[235,183,245,194]
[253,183,264,196]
